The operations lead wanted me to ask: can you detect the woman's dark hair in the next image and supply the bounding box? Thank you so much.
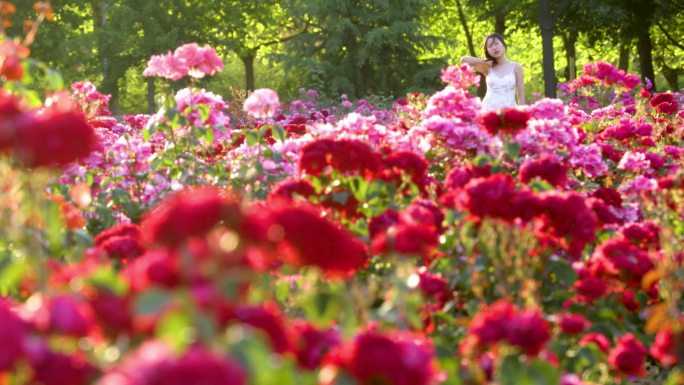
[483,33,507,65]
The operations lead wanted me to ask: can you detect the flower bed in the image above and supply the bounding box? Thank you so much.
[1,39,683,385]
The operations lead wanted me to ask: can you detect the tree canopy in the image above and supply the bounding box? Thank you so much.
[7,0,684,113]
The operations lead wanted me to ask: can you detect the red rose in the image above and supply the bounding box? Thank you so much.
[650,327,681,367]
[348,330,437,385]
[559,313,590,335]
[272,204,368,277]
[579,332,610,353]
[11,108,99,168]
[231,303,294,354]
[573,276,607,304]
[299,138,380,177]
[268,178,317,201]
[477,110,501,134]
[608,333,646,377]
[458,174,519,221]
[519,154,567,187]
[151,346,246,385]
[469,300,517,346]
[27,348,97,385]
[38,294,96,337]
[292,320,342,370]
[142,187,241,247]
[506,308,551,356]
[0,302,25,371]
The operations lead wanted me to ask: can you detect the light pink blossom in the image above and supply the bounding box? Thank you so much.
[243,88,280,119]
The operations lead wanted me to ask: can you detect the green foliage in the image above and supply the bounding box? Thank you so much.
[281,0,445,98]
[13,0,684,114]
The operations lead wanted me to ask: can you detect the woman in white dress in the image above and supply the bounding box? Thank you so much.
[460,33,525,110]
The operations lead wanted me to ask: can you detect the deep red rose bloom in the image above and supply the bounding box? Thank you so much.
[380,151,428,188]
[506,308,551,356]
[587,198,619,225]
[593,237,653,285]
[232,303,294,354]
[501,107,531,130]
[389,223,439,256]
[99,235,145,261]
[650,92,676,107]
[579,333,611,353]
[368,209,400,239]
[268,178,317,201]
[477,110,501,134]
[38,294,96,337]
[94,224,142,246]
[458,174,519,221]
[469,300,517,346]
[348,330,437,385]
[299,138,380,177]
[27,349,97,385]
[444,164,491,191]
[292,320,342,370]
[650,327,681,367]
[0,91,25,150]
[559,313,590,335]
[11,108,99,168]
[608,333,647,377]
[536,192,598,257]
[151,346,246,385]
[87,289,132,335]
[573,276,607,304]
[620,289,640,312]
[142,187,241,247]
[619,221,660,250]
[418,270,451,305]
[0,301,25,371]
[272,204,368,277]
[591,187,622,208]
[519,154,567,187]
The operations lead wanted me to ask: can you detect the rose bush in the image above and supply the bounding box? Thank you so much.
[1,22,684,385]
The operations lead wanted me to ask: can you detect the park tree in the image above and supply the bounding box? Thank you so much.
[187,0,302,92]
[282,0,443,98]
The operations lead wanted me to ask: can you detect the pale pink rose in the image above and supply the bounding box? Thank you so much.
[243,88,280,119]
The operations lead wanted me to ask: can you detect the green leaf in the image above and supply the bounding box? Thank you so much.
[44,67,65,90]
[547,258,577,286]
[272,125,286,142]
[86,267,129,296]
[498,355,527,385]
[134,288,172,316]
[245,130,260,147]
[197,104,211,122]
[503,141,521,160]
[527,359,560,385]
[203,127,215,143]
[156,311,194,352]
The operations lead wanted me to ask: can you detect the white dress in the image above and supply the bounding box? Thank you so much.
[481,66,517,111]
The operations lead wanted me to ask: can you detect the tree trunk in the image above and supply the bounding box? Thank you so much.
[661,66,679,91]
[147,77,156,113]
[455,0,476,57]
[105,78,121,116]
[637,29,657,92]
[563,31,577,81]
[455,0,485,97]
[539,0,556,97]
[241,54,255,91]
[618,35,631,71]
[494,13,506,35]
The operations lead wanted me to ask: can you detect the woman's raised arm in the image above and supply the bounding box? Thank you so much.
[460,56,491,75]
